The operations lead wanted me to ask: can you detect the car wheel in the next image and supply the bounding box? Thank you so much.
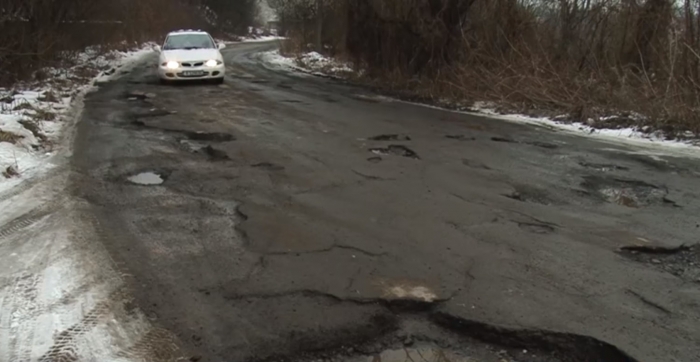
[159,78,170,86]
[213,77,224,85]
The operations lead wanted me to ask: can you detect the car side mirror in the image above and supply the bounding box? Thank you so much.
[153,45,162,53]
[218,43,226,50]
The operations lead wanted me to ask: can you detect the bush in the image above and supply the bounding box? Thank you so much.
[275,0,700,135]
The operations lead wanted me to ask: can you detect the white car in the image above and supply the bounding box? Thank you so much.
[155,30,226,84]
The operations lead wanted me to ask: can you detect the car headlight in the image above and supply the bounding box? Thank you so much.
[205,59,221,67]
[165,61,179,69]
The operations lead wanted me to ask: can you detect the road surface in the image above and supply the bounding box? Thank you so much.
[3,41,700,362]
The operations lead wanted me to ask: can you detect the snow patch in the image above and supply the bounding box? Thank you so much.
[467,103,700,151]
[238,35,285,43]
[259,50,298,69]
[0,43,155,193]
[259,50,354,77]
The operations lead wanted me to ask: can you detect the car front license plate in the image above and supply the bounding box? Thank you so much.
[182,71,205,77]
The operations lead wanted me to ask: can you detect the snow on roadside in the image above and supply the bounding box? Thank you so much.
[0,43,155,194]
[259,50,298,69]
[259,49,354,77]
[464,102,700,151]
[240,35,285,43]
[260,50,700,153]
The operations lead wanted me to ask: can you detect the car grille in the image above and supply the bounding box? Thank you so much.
[181,61,205,67]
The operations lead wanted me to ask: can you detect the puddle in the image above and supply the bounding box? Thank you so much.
[369,134,411,141]
[127,172,164,185]
[582,176,667,208]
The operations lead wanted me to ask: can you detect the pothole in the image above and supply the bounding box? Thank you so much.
[368,134,411,141]
[252,162,285,171]
[446,134,475,141]
[517,222,555,234]
[503,185,556,205]
[581,176,668,208]
[619,244,700,283]
[132,120,236,143]
[202,145,230,161]
[579,161,629,172]
[462,159,491,170]
[127,171,165,185]
[132,109,173,120]
[185,131,235,142]
[125,90,156,101]
[369,145,420,159]
[490,137,558,149]
[491,136,517,143]
[526,141,559,149]
[341,345,543,362]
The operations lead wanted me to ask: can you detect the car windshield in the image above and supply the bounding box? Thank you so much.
[163,34,215,50]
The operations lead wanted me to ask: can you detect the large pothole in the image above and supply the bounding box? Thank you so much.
[580,176,669,208]
[619,244,700,283]
[340,345,536,362]
[262,311,639,362]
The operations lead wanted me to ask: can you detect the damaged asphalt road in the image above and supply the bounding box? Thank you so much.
[69,42,700,362]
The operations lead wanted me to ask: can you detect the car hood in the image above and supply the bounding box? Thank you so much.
[161,49,221,62]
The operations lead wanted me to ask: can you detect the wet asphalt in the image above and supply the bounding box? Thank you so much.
[69,41,700,362]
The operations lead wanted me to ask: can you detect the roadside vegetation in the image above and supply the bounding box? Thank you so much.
[271,0,700,138]
[0,0,261,87]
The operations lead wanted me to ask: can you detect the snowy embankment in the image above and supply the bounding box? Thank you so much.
[0,43,155,193]
[260,50,353,78]
[240,35,285,43]
[260,50,700,152]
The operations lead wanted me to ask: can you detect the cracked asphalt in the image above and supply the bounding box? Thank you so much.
[69,41,700,362]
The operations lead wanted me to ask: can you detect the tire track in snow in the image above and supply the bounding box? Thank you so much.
[2,272,41,362]
[0,209,51,240]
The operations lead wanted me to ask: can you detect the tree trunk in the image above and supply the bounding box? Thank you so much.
[315,0,323,52]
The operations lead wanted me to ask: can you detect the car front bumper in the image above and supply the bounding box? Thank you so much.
[158,64,225,80]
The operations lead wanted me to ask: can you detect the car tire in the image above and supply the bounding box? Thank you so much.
[213,77,224,85]
[159,78,171,86]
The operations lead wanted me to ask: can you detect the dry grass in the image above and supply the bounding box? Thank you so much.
[2,165,19,179]
[276,0,700,137]
[38,91,60,103]
[0,130,24,144]
[13,102,34,111]
[18,120,47,143]
[31,109,57,122]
